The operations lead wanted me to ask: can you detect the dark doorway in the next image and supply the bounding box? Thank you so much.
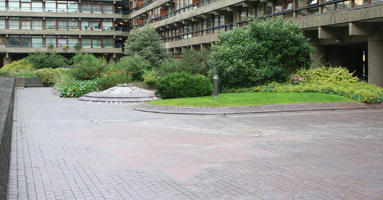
[325,43,368,81]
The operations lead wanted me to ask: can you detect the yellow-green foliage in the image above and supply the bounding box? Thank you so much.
[35,68,60,86]
[293,66,359,84]
[2,59,34,73]
[252,82,383,103]
[143,70,157,88]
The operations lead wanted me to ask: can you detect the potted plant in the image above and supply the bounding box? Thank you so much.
[74,43,82,51]
[47,44,54,49]
[63,44,69,50]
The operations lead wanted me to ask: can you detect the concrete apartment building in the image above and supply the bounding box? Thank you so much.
[0,0,128,65]
[0,0,382,86]
[127,0,383,86]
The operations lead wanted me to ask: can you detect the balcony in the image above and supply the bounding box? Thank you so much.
[0,43,123,54]
[0,7,122,19]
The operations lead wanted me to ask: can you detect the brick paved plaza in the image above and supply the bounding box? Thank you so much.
[7,88,383,200]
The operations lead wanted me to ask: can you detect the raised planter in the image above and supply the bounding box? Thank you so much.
[15,77,43,87]
[0,77,15,199]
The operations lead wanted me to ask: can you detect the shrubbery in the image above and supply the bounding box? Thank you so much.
[156,72,212,99]
[124,25,169,68]
[2,59,34,73]
[58,80,98,98]
[71,54,107,80]
[35,68,60,85]
[178,49,211,76]
[25,53,68,69]
[156,59,181,77]
[143,70,157,88]
[293,66,359,84]
[119,56,151,81]
[97,69,128,91]
[208,18,314,89]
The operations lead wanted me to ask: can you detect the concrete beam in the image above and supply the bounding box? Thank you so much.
[318,26,348,39]
[349,22,375,36]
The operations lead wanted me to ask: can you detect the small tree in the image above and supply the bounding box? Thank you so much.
[25,52,68,69]
[208,18,314,89]
[178,49,211,76]
[124,25,169,68]
[71,53,106,80]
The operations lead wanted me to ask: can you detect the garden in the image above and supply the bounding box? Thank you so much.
[1,19,382,106]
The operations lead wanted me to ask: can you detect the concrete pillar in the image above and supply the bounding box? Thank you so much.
[3,55,11,67]
[368,38,383,87]
[309,42,327,69]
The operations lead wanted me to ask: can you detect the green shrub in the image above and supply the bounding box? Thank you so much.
[124,25,169,68]
[2,59,34,73]
[156,72,212,99]
[293,66,359,84]
[156,59,181,77]
[252,82,383,103]
[25,53,69,69]
[58,80,98,98]
[97,72,128,91]
[178,49,211,76]
[0,69,10,76]
[143,70,157,88]
[35,68,60,86]
[208,18,314,89]
[15,71,37,78]
[71,54,107,80]
[119,56,151,81]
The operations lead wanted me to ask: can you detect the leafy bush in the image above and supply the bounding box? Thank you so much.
[35,68,60,86]
[249,82,383,103]
[143,70,157,88]
[58,80,98,98]
[2,59,34,73]
[25,52,68,69]
[119,56,151,81]
[124,25,169,68]
[97,71,128,91]
[156,72,212,99]
[178,49,211,76]
[0,69,10,76]
[293,66,359,84]
[54,68,76,89]
[208,18,314,89]
[71,54,106,80]
[156,59,181,77]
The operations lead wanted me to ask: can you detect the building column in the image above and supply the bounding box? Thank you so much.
[309,41,326,69]
[3,54,11,67]
[368,38,383,87]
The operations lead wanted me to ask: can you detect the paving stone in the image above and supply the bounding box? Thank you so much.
[7,87,383,200]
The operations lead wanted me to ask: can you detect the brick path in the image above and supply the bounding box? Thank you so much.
[8,88,383,200]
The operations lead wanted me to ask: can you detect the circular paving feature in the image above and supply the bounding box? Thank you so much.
[78,83,157,103]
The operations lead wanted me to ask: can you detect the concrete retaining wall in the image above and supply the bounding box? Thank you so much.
[15,77,43,87]
[0,78,15,200]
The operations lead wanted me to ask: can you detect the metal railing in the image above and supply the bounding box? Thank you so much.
[2,42,122,49]
[0,6,116,14]
[2,24,121,31]
[160,0,352,41]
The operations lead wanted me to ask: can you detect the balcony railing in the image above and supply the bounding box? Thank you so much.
[0,6,116,14]
[1,25,123,32]
[160,0,353,41]
[1,42,123,49]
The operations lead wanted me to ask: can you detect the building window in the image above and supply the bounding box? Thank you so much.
[103,21,113,30]
[21,0,32,11]
[57,2,67,12]
[9,0,20,11]
[45,1,56,12]
[103,4,113,14]
[46,36,56,47]
[69,19,78,30]
[58,20,67,30]
[275,0,283,13]
[68,1,78,12]
[82,3,91,13]
[82,38,91,48]
[0,18,5,29]
[93,3,101,13]
[46,19,56,29]
[32,0,43,12]
[0,0,5,11]
[89,21,101,30]
[57,38,68,47]
[21,19,32,30]
[68,37,78,47]
[92,39,101,48]
[21,36,31,47]
[9,36,20,47]
[103,38,113,48]
[32,19,42,30]
[9,18,19,29]
[32,36,42,48]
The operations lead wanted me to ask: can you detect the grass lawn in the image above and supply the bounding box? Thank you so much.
[147,92,353,107]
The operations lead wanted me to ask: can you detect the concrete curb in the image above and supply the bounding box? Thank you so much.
[134,102,383,115]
